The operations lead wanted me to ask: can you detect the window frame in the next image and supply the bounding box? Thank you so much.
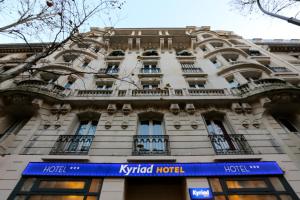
[8,176,103,200]
[208,176,298,200]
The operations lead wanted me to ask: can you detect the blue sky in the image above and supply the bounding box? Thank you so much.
[1,0,299,43]
[92,0,300,39]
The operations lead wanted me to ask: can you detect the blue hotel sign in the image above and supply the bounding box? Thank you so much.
[22,161,283,177]
[189,188,213,200]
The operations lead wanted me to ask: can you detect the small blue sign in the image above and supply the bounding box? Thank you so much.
[189,188,213,200]
[22,161,283,177]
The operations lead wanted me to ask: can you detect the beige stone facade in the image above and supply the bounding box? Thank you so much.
[0,26,300,200]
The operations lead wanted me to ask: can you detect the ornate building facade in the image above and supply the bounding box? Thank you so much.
[0,26,300,200]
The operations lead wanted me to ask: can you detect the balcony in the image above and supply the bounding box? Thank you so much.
[138,68,162,78]
[133,135,170,155]
[132,89,169,96]
[188,88,227,96]
[208,134,253,155]
[75,89,113,97]
[182,67,203,73]
[96,68,119,77]
[50,135,94,155]
[232,78,294,96]
[13,79,66,97]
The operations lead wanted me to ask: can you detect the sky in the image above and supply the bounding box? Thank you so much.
[1,0,300,43]
[93,0,300,39]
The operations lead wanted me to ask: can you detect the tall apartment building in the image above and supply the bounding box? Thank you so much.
[0,26,300,200]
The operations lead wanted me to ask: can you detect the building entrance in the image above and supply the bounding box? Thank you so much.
[126,177,185,200]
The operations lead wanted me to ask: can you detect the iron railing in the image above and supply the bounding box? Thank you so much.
[133,135,170,155]
[50,135,94,155]
[208,134,253,155]
[140,68,161,74]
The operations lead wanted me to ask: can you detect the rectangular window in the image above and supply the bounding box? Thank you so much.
[8,177,102,200]
[38,181,85,189]
[228,79,239,88]
[106,64,119,74]
[208,177,298,200]
[277,118,298,133]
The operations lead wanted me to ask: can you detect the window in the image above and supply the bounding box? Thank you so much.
[81,61,90,68]
[211,42,224,48]
[142,83,158,89]
[211,58,222,68]
[248,49,262,56]
[96,83,112,90]
[176,50,192,56]
[189,82,205,89]
[200,45,207,52]
[139,120,163,136]
[8,177,103,200]
[276,118,298,133]
[203,113,253,155]
[66,120,98,153]
[106,64,119,74]
[108,50,125,56]
[208,176,298,200]
[142,64,160,73]
[227,79,239,88]
[223,54,239,63]
[64,81,74,89]
[0,118,30,140]
[134,113,168,154]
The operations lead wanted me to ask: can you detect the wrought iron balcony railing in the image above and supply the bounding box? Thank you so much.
[181,67,203,73]
[50,135,94,155]
[133,135,170,155]
[208,134,253,155]
[140,68,161,74]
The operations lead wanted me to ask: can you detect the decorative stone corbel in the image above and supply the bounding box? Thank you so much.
[174,121,181,129]
[104,121,112,129]
[122,104,132,115]
[107,104,117,115]
[121,121,128,129]
[170,104,180,115]
[260,97,271,108]
[252,119,260,128]
[241,119,250,128]
[231,103,242,114]
[50,104,60,114]
[60,104,71,115]
[185,104,195,115]
[191,121,199,129]
[32,99,43,109]
[241,103,252,114]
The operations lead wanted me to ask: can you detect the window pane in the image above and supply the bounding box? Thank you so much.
[38,180,85,189]
[278,118,298,132]
[139,121,149,135]
[76,121,89,135]
[88,121,98,135]
[280,195,293,200]
[209,178,223,192]
[226,180,267,189]
[20,178,36,191]
[86,196,98,200]
[214,196,226,200]
[89,179,102,193]
[228,195,276,200]
[29,196,84,200]
[153,120,163,135]
[13,196,26,200]
[270,177,285,191]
